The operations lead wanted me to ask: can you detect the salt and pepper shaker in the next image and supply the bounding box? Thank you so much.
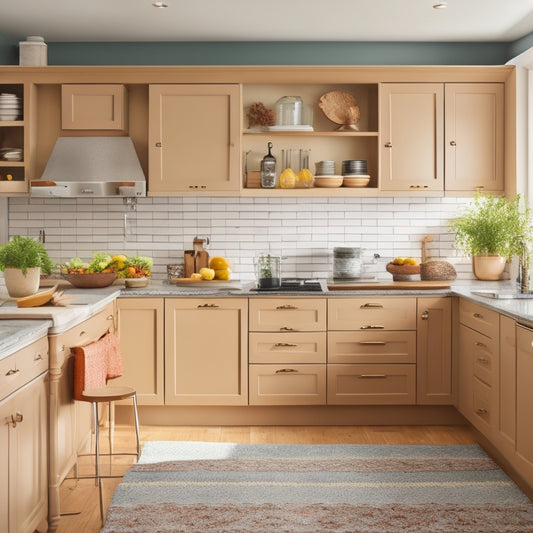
[260,142,276,188]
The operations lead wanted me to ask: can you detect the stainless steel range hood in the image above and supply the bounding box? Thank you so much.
[30,136,146,198]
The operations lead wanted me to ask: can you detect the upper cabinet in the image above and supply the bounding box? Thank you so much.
[61,84,127,130]
[380,83,444,192]
[148,84,241,195]
[380,82,504,195]
[444,83,504,193]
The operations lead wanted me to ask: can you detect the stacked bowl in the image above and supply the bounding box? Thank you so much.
[314,160,343,187]
[0,94,22,121]
[342,159,370,187]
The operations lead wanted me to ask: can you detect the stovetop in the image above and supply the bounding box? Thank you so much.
[253,279,324,292]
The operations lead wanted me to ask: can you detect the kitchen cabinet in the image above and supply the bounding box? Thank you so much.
[380,83,444,192]
[61,84,127,130]
[416,297,452,405]
[457,299,500,437]
[115,298,164,405]
[516,324,533,468]
[148,84,241,195]
[444,83,504,193]
[0,336,49,533]
[498,315,516,448]
[47,301,115,533]
[249,298,327,405]
[327,297,417,404]
[165,298,248,405]
[0,83,29,195]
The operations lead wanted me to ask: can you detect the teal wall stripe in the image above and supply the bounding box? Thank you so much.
[508,30,533,60]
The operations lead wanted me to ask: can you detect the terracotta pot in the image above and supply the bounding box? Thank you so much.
[472,255,506,281]
[3,267,41,297]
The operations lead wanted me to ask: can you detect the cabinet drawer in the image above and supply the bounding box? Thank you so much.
[459,299,499,339]
[327,364,416,405]
[472,376,493,430]
[249,332,326,364]
[328,331,416,364]
[0,336,49,401]
[249,299,326,332]
[328,298,416,331]
[249,364,326,405]
[48,301,115,368]
[459,324,497,386]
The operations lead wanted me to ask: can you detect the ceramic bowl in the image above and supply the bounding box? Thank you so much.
[125,277,150,288]
[62,272,118,288]
[314,176,343,188]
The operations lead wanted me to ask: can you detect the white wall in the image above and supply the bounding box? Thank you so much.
[7,196,472,281]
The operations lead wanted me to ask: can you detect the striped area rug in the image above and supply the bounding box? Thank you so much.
[101,442,533,532]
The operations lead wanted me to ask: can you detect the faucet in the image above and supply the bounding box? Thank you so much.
[519,239,530,293]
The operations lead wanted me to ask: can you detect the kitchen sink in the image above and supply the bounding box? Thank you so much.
[471,290,533,299]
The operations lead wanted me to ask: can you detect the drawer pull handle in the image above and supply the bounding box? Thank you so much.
[360,303,383,308]
[276,305,297,310]
[275,368,298,374]
[477,357,489,364]
[274,343,298,347]
[280,327,295,331]
[360,325,385,330]
[359,374,387,379]
[358,341,386,345]
[7,412,23,428]
[79,330,87,336]
[34,353,43,361]
[473,313,483,319]
[476,408,488,414]
[5,368,19,376]
[475,341,487,348]
[421,310,429,320]
[384,142,392,148]
[197,304,219,308]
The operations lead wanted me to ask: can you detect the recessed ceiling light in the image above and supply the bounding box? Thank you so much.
[152,1,168,8]
[433,1,447,8]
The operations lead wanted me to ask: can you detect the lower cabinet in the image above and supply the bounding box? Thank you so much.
[516,325,533,468]
[165,298,248,405]
[0,337,48,533]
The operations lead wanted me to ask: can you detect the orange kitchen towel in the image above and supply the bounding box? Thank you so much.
[73,332,124,400]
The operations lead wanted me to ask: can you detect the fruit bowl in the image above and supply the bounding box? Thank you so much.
[386,262,421,281]
[125,277,151,288]
[61,272,118,288]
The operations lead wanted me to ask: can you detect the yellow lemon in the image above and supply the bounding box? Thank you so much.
[209,256,230,270]
[403,257,418,266]
[279,168,297,189]
[297,168,313,183]
[190,273,202,280]
[214,268,231,280]
[199,267,215,280]
[392,257,405,265]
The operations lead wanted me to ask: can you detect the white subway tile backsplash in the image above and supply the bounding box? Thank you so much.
[7,196,472,281]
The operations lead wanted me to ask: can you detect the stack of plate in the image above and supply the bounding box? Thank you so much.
[0,148,23,162]
[315,160,336,175]
[342,159,368,176]
[342,159,370,187]
[0,93,22,121]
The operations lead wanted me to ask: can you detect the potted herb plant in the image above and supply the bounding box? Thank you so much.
[255,253,281,289]
[448,193,532,281]
[0,235,55,297]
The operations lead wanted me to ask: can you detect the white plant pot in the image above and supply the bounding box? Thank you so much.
[3,267,41,297]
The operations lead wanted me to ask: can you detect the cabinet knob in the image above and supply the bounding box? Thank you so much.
[475,341,487,348]
[5,368,20,376]
[384,142,392,148]
[476,408,488,415]
[155,142,162,147]
[421,310,429,320]
[450,140,456,146]
[473,313,483,319]
[7,412,23,428]
[477,357,489,364]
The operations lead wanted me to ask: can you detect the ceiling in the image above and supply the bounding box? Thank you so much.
[2,0,533,43]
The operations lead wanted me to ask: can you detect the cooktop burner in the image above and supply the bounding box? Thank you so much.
[254,279,324,292]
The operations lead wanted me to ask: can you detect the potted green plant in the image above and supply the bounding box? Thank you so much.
[448,193,532,281]
[255,253,281,289]
[0,236,54,297]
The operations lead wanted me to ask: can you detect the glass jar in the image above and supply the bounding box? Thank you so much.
[333,247,362,279]
[255,254,281,289]
[275,96,303,126]
[260,142,276,188]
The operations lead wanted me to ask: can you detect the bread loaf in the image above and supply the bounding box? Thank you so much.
[420,261,457,281]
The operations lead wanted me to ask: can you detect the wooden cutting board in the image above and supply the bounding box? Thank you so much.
[328,280,453,290]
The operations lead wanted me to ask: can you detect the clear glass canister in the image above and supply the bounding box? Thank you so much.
[275,96,303,126]
[333,247,362,279]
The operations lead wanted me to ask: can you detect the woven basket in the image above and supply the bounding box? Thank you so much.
[62,272,117,288]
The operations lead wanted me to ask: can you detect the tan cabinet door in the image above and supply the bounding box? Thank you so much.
[61,84,127,130]
[165,298,248,405]
[417,297,452,405]
[115,298,164,405]
[459,298,499,339]
[249,298,326,332]
[498,316,516,447]
[380,83,444,192]
[444,83,504,193]
[516,325,533,466]
[148,84,241,194]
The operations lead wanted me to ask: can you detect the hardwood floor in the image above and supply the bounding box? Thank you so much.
[56,423,476,533]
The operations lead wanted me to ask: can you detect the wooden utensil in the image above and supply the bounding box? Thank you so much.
[184,237,210,277]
